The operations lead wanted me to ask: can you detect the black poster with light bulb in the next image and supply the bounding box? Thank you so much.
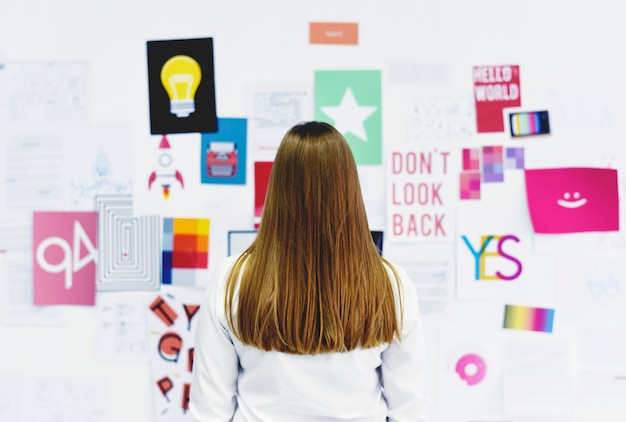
[147,37,218,135]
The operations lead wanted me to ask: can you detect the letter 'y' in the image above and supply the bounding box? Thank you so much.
[461,235,494,280]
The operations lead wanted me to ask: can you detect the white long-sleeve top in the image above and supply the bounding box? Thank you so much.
[190,254,429,422]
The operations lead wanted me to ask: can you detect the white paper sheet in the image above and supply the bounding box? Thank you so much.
[555,252,626,327]
[0,373,109,421]
[0,219,64,325]
[437,322,504,418]
[577,369,626,407]
[95,291,151,362]
[244,83,313,160]
[502,331,575,415]
[455,174,540,302]
[7,60,89,122]
[386,242,455,316]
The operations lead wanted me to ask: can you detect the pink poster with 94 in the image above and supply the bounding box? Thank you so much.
[33,211,98,306]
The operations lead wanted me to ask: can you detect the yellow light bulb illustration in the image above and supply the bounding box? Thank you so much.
[160,55,202,118]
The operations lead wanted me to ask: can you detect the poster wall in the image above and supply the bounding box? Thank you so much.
[1,1,626,421]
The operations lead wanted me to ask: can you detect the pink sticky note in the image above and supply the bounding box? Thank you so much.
[524,167,619,234]
[33,211,98,306]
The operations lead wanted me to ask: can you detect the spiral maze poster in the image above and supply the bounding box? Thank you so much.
[147,285,203,421]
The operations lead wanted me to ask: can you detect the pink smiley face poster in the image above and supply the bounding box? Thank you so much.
[524,167,619,234]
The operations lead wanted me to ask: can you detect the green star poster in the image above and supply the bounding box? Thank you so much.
[314,70,382,165]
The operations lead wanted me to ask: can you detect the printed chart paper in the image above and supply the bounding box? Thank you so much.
[0,373,109,421]
[0,220,65,324]
[502,334,575,415]
[244,83,313,160]
[95,291,150,362]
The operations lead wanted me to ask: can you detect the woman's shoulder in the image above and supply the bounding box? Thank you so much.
[381,259,419,312]
[381,259,412,285]
[199,253,245,296]
[212,253,245,278]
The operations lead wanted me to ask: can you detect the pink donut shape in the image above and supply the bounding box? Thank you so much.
[455,353,486,386]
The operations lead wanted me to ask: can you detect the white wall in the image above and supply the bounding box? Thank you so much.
[1,1,625,421]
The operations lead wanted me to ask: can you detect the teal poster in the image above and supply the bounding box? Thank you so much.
[200,118,247,185]
[314,70,382,165]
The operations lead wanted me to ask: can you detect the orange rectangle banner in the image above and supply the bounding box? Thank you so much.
[309,22,358,45]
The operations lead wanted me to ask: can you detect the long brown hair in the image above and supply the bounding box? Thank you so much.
[225,121,402,354]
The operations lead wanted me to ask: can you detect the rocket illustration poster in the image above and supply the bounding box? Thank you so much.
[147,37,217,135]
[314,70,382,165]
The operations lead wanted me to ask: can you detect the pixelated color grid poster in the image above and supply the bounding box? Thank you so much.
[162,217,210,287]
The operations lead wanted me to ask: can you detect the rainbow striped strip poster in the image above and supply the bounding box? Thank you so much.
[503,304,554,333]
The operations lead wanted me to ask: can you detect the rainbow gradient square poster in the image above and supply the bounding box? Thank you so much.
[162,217,210,286]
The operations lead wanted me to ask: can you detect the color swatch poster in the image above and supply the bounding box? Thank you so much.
[459,146,525,201]
[147,37,217,135]
[254,161,273,229]
[314,70,382,165]
[200,118,247,185]
[33,211,98,306]
[525,167,619,234]
[162,217,210,287]
[385,144,458,243]
[473,65,521,133]
[147,285,203,421]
